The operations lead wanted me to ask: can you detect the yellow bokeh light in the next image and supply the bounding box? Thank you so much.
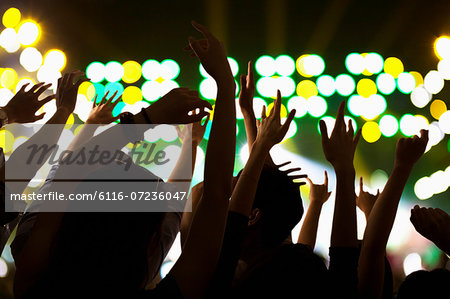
[78,81,96,100]
[0,129,15,153]
[430,99,447,120]
[2,8,21,28]
[17,20,40,46]
[296,54,312,77]
[266,102,288,118]
[361,53,373,76]
[44,49,66,71]
[410,71,424,87]
[122,86,143,105]
[384,57,404,79]
[362,121,381,143]
[434,36,450,60]
[357,78,377,98]
[296,80,318,99]
[0,68,18,89]
[65,114,74,130]
[122,61,142,84]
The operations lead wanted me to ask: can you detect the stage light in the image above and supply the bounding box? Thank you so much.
[0,88,14,106]
[376,73,396,95]
[427,122,444,148]
[345,53,365,75]
[409,71,423,87]
[396,72,415,94]
[199,78,217,99]
[302,54,325,77]
[256,77,276,98]
[439,110,450,134]
[276,76,296,97]
[15,78,34,93]
[37,65,61,88]
[121,60,142,83]
[2,7,21,28]
[17,21,40,46]
[296,54,310,77]
[296,80,318,99]
[86,62,106,83]
[0,257,8,278]
[255,55,276,77]
[20,47,42,72]
[316,75,335,97]
[307,96,327,118]
[227,57,239,77]
[414,177,433,200]
[370,169,388,191]
[335,74,355,96]
[430,99,447,120]
[383,57,403,79]
[437,59,450,80]
[104,61,124,83]
[434,36,450,60]
[430,170,448,194]
[424,70,444,94]
[160,59,180,80]
[141,80,161,102]
[0,68,17,89]
[403,253,423,276]
[275,55,295,76]
[248,97,266,119]
[104,82,124,98]
[364,52,384,74]
[287,96,308,118]
[347,95,364,116]
[362,121,381,143]
[142,59,162,81]
[122,86,142,105]
[356,78,377,98]
[78,81,96,101]
[43,49,66,71]
[399,114,416,136]
[410,86,431,108]
[379,114,399,137]
[0,28,20,53]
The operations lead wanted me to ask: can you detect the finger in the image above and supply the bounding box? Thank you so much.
[306,177,313,186]
[335,100,346,129]
[18,83,30,93]
[192,99,213,111]
[113,112,128,121]
[191,20,214,40]
[261,105,266,119]
[327,191,332,199]
[39,94,55,106]
[188,90,199,97]
[74,78,90,89]
[68,70,84,86]
[61,73,69,88]
[202,115,210,129]
[275,161,291,168]
[188,36,206,57]
[376,189,380,196]
[289,174,308,179]
[273,90,282,120]
[185,111,210,123]
[240,74,247,91]
[353,128,362,149]
[279,109,296,137]
[319,119,329,143]
[360,177,364,193]
[100,91,110,105]
[92,95,98,108]
[111,95,122,107]
[284,167,302,174]
[324,170,328,187]
[33,112,46,121]
[29,82,45,93]
[106,91,119,105]
[176,125,182,137]
[248,61,254,88]
[420,129,429,145]
[348,119,354,136]
[35,83,52,96]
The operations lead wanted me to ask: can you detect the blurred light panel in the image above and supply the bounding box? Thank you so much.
[275,55,295,76]
[383,57,404,78]
[430,99,447,120]
[86,62,106,83]
[2,7,21,28]
[316,75,335,97]
[160,59,180,80]
[434,36,450,60]
[424,70,444,94]
[199,78,217,99]
[0,28,20,53]
[364,52,384,74]
[104,82,124,97]
[307,96,327,118]
[362,121,381,143]
[409,71,424,87]
[379,114,399,137]
[399,114,416,136]
[142,80,161,102]
[396,72,415,94]
[122,86,142,105]
[437,59,450,80]
[104,61,124,83]
[296,80,318,99]
[439,110,450,134]
[142,59,161,80]
[296,54,310,77]
[360,94,386,120]
[17,21,40,45]
[348,95,363,116]
[345,53,365,75]
[256,55,276,77]
[410,86,431,108]
[335,74,356,96]
[302,54,325,77]
[0,68,17,89]
[357,78,377,98]
[376,73,396,95]
[20,47,42,72]
[44,49,66,71]
[122,60,142,83]
[287,96,308,118]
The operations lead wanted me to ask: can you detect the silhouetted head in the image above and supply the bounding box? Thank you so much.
[397,268,450,299]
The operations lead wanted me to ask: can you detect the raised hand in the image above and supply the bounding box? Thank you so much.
[143,87,211,124]
[187,21,233,83]
[394,129,429,170]
[319,101,361,170]
[356,177,379,219]
[239,61,255,115]
[410,205,450,254]
[56,70,90,114]
[3,82,54,123]
[177,117,209,146]
[255,90,295,147]
[86,91,124,124]
[306,171,331,206]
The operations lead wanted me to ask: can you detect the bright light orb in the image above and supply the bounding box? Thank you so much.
[430,99,447,120]
[256,77,277,98]
[287,96,308,118]
[0,88,14,106]
[345,53,365,75]
[335,74,356,96]
[78,81,96,101]
[160,59,180,80]
[439,110,450,134]
[0,28,20,53]
[104,82,124,99]
[316,75,336,97]
[0,68,18,89]
[104,61,124,83]
[296,80,318,99]
[227,57,239,77]
[410,85,431,108]
[362,121,381,143]
[414,177,432,200]
[302,54,325,77]
[434,36,450,60]
[276,76,296,97]
[122,86,142,105]
[122,61,142,83]
[17,21,40,46]
[15,78,35,93]
[357,78,377,98]
[2,8,21,28]
[383,57,404,78]
[361,94,387,120]
[347,95,364,117]
[437,59,450,80]
[427,122,444,148]
[199,78,217,100]
[424,70,444,94]
[255,55,276,77]
[307,96,327,118]
[86,62,106,83]
[44,49,66,71]
[379,114,399,137]
[20,47,42,72]
[403,253,423,276]
[376,73,396,95]
[364,53,384,74]
[142,59,161,81]
[399,114,417,136]
[275,55,295,76]
[37,65,61,88]
[397,72,416,94]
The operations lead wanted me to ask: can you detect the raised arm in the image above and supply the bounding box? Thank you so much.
[169,21,236,299]
[358,130,428,299]
[298,171,331,249]
[356,177,379,221]
[239,61,257,151]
